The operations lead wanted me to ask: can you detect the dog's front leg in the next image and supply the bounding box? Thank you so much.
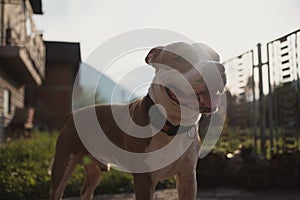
[176,172,197,200]
[133,173,157,200]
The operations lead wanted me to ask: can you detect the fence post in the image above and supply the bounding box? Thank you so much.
[252,52,258,153]
[266,43,274,156]
[257,43,266,156]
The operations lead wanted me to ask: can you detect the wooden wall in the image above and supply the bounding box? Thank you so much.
[0,70,24,127]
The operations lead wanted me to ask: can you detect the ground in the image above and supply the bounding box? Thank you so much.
[65,188,300,200]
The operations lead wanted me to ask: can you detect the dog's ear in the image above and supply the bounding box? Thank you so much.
[192,43,220,62]
[145,46,163,64]
[201,62,227,94]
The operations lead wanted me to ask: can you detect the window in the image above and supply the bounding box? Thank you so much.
[3,90,11,115]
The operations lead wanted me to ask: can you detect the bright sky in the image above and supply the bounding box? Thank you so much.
[34,0,300,93]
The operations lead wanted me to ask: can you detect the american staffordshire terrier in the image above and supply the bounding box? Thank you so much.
[50,42,226,200]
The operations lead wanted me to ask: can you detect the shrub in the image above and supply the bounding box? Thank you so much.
[0,132,173,199]
[96,169,133,194]
[196,152,228,187]
[268,152,300,189]
[196,148,300,190]
[0,132,57,200]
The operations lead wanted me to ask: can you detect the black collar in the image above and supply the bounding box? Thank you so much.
[144,94,195,136]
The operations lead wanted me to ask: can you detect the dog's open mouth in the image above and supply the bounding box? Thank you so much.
[165,87,218,113]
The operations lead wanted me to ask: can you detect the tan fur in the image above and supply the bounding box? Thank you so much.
[50,42,225,200]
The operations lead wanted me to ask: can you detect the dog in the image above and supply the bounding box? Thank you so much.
[50,42,226,200]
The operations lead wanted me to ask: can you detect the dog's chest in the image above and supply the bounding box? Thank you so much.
[146,126,200,180]
[145,125,178,152]
[145,125,199,156]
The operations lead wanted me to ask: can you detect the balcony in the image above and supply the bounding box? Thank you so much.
[0,0,45,86]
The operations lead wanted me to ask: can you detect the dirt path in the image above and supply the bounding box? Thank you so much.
[65,188,300,200]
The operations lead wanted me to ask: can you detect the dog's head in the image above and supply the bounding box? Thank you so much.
[146,42,226,114]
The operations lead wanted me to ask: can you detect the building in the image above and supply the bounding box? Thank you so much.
[26,41,81,131]
[0,0,45,141]
[0,0,81,141]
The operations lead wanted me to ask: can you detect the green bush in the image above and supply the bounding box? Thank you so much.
[0,132,128,199]
[96,169,133,194]
[196,152,228,187]
[268,152,300,188]
[0,132,174,199]
[0,132,57,200]
[196,148,300,190]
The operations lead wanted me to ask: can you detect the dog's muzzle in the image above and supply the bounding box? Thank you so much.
[165,87,218,114]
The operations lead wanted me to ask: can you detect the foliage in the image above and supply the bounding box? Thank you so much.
[267,152,300,188]
[196,152,228,187]
[196,148,300,190]
[0,132,56,200]
[2,130,299,199]
[95,169,133,194]
[0,132,174,199]
[156,178,176,190]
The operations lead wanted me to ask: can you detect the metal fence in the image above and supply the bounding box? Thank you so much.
[222,29,300,156]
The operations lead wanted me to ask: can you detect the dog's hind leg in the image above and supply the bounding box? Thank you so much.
[50,149,82,200]
[80,161,103,200]
[50,152,81,200]
[133,173,158,200]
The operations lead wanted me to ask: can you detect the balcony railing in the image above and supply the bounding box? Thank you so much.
[0,0,45,81]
